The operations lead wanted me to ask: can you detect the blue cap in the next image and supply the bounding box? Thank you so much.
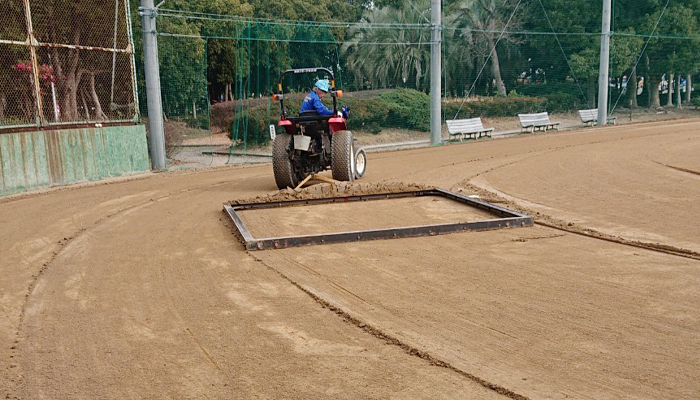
[314,79,330,92]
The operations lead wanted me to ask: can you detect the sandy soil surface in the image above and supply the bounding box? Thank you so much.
[238,195,496,238]
[2,119,700,399]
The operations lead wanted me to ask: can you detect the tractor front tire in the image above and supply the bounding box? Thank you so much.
[273,133,299,189]
[354,147,367,179]
[331,130,355,183]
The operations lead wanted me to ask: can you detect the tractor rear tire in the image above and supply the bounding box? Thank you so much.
[273,133,299,189]
[331,130,355,183]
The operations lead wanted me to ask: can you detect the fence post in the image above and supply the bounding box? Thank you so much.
[22,0,44,125]
[139,0,166,170]
[430,0,442,146]
[597,0,612,126]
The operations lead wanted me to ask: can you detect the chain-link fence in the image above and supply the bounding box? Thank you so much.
[125,1,700,167]
[0,0,138,130]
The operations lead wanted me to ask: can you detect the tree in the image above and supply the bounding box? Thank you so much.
[342,0,432,91]
[1,0,34,123]
[452,0,523,96]
[634,2,700,108]
[28,0,135,121]
[131,0,253,120]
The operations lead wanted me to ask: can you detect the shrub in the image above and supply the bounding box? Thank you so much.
[442,96,544,119]
[542,92,582,113]
[513,82,586,112]
[228,91,393,145]
[379,88,431,131]
[163,120,186,158]
[344,97,390,133]
[223,88,559,147]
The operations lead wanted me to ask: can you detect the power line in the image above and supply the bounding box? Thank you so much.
[453,0,525,119]
[159,9,428,29]
[536,0,587,104]
[610,0,672,115]
[406,0,431,24]
[158,31,433,46]
[158,8,699,40]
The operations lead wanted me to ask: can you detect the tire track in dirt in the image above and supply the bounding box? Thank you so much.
[217,127,698,399]
[651,160,700,177]
[6,172,267,400]
[245,251,530,400]
[463,180,700,261]
[457,134,700,263]
[376,129,666,184]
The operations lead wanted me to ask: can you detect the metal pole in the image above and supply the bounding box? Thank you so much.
[430,0,442,145]
[110,0,120,106]
[23,0,45,125]
[139,0,166,170]
[597,0,612,126]
[125,0,141,121]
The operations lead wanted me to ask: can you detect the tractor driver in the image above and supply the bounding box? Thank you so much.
[300,79,335,116]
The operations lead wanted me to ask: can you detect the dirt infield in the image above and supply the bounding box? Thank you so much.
[2,119,699,399]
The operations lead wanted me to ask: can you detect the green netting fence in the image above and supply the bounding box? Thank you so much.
[128,0,700,165]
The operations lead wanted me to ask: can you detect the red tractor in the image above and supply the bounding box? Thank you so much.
[271,67,366,189]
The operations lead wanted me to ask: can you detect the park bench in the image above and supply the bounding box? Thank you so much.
[446,118,494,141]
[518,112,560,133]
[579,108,617,126]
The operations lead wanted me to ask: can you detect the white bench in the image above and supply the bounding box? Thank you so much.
[446,118,494,141]
[518,112,560,133]
[579,108,617,126]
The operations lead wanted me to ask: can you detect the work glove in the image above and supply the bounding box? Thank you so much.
[341,105,350,119]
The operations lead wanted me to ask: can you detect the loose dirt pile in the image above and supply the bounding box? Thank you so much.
[227,181,434,205]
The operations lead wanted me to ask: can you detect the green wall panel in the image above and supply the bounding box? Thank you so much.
[0,124,150,196]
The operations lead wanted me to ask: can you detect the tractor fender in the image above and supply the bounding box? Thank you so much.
[278,119,295,135]
[328,117,347,133]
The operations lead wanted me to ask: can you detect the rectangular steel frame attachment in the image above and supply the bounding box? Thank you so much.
[223,189,533,250]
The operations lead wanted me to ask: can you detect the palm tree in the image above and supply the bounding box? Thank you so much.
[452,0,522,96]
[342,1,432,91]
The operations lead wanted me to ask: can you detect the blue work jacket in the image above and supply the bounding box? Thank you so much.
[300,91,334,116]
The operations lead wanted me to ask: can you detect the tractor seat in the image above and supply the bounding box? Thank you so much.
[288,112,332,125]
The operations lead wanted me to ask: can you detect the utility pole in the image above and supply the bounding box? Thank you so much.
[430,0,442,145]
[139,0,166,170]
[597,0,612,127]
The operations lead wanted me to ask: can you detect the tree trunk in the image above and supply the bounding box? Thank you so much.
[89,72,107,120]
[57,47,82,120]
[588,76,596,108]
[667,72,674,106]
[645,55,652,108]
[0,93,5,122]
[628,68,638,108]
[80,88,90,119]
[487,36,507,96]
[224,84,229,102]
[687,74,692,103]
[676,74,682,108]
[650,74,662,109]
[21,90,33,122]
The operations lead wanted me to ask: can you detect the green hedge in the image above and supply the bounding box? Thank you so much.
[220,88,560,146]
[513,82,585,113]
[442,96,544,120]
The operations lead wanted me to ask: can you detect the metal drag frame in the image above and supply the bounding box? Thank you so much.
[223,188,533,250]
